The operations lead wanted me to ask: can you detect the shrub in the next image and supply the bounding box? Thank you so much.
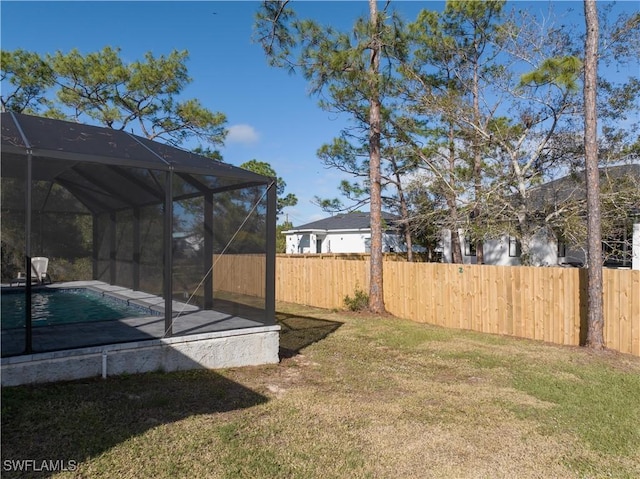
[1,240,21,282]
[343,287,369,311]
[50,257,92,282]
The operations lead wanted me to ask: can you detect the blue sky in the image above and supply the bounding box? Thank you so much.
[1,1,638,226]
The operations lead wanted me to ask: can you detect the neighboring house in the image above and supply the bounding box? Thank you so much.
[284,211,405,254]
[440,164,640,269]
[172,231,203,258]
[440,230,560,266]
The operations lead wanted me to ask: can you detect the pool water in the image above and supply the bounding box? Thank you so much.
[1,288,153,329]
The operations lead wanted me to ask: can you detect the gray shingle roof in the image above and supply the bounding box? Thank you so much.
[527,164,640,210]
[290,211,401,231]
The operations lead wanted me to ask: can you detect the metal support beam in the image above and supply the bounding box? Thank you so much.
[133,207,141,290]
[92,214,99,279]
[109,212,116,284]
[25,151,33,354]
[12,111,35,354]
[265,180,277,325]
[204,192,214,309]
[164,169,174,337]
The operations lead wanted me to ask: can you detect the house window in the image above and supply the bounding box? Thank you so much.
[508,237,521,257]
[602,224,632,267]
[557,242,566,257]
[464,237,476,257]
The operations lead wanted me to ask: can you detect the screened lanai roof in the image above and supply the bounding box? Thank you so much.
[1,112,272,214]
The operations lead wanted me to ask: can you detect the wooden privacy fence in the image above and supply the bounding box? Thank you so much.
[213,254,640,357]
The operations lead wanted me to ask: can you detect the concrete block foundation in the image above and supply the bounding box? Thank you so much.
[1,326,280,387]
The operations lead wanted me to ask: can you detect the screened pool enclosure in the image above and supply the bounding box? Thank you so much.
[1,112,276,357]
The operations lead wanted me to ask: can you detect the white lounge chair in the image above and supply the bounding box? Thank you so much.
[11,257,51,286]
[31,257,51,284]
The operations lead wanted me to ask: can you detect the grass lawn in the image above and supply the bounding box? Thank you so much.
[2,302,640,478]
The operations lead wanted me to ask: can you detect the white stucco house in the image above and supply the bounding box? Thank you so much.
[440,229,589,266]
[440,164,640,269]
[439,229,557,266]
[284,211,406,254]
[440,226,639,269]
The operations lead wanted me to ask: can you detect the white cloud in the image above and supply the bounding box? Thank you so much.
[226,124,260,145]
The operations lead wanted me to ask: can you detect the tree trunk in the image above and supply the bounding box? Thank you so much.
[517,213,539,267]
[447,122,463,264]
[368,0,385,313]
[472,35,484,265]
[518,232,538,266]
[395,171,414,262]
[584,0,604,349]
[449,228,462,264]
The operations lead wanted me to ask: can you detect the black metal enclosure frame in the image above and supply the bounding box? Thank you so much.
[1,112,276,355]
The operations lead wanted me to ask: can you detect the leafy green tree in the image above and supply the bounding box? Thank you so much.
[255,0,407,312]
[486,7,638,269]
[505,7,639,269]
[404,1,595,266]
[276,220,293,253]
[239,160,297,254]
[314,133,419,260]
[1,47,227,149]
[397,1,510,263]
[0,49,57,115]
[240,159,297,216]
[397,2,610,268]
[192,145,224,162]
[447,0,507,265]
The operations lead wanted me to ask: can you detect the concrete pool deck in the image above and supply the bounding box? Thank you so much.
[1,281,280,386]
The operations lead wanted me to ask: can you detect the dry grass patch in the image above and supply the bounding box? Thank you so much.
[2,303,639,478]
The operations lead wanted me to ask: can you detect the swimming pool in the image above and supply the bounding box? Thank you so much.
[1,288,157,329]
